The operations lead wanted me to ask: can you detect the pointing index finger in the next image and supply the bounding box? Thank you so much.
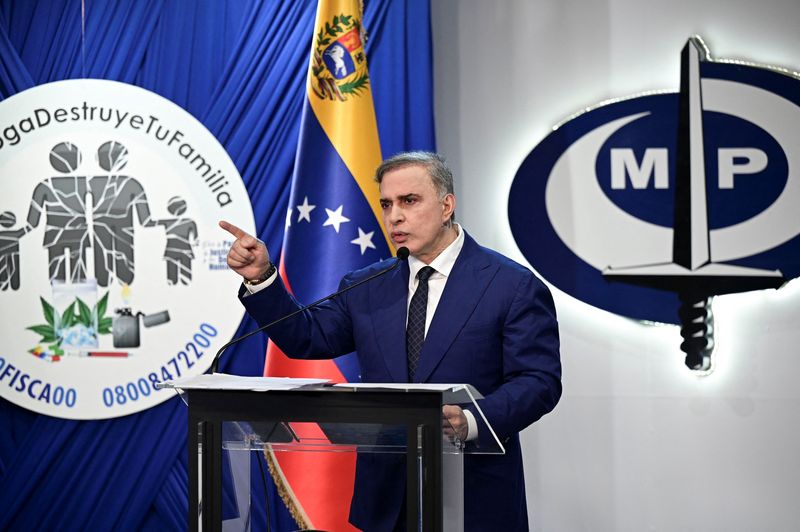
[219,220,247,239]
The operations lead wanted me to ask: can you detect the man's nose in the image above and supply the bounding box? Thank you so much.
[389,204,404,224]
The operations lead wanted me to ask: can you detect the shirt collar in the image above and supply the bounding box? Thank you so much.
[407,223,465,280]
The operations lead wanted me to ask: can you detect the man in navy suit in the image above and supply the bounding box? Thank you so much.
[221,152,561,531]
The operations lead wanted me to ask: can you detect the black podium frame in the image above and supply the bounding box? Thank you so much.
[186,386,447,532]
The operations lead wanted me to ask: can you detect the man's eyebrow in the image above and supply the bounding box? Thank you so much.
[380,193,419,202]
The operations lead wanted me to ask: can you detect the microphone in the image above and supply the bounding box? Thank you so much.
[208,247,410,374]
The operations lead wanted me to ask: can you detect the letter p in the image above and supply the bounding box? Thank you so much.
[718,148,767,189]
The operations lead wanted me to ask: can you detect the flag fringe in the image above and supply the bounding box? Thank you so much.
[263,445,313,530]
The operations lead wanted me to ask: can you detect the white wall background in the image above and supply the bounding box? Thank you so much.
[431,1,800,530]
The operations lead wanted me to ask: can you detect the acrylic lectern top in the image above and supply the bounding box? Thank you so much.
[159,374,506,455]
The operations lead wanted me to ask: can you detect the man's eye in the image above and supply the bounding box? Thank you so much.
[380,201,390,209]
[404,197,416,204]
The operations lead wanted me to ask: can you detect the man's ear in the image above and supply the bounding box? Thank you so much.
[442,193,456,221]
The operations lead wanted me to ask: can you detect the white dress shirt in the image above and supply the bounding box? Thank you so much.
[405,223,464,335]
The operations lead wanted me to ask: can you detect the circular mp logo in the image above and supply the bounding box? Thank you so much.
[0,79,255,419]
[509,37,800,370]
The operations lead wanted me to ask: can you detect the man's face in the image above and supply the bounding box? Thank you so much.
[379,165,455,263]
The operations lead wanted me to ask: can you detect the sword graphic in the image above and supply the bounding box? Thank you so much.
[603,37,785,371]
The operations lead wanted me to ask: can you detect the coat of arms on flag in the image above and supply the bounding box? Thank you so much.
[311,13,370,101]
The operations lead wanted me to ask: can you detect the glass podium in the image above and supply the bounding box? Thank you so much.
[159,376,505,532]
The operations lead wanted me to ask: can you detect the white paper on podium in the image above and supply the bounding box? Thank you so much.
[333,382,484,404]
[159,373,331,392]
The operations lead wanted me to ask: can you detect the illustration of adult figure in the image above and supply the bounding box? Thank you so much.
[0,211,30,290]
[157,196,198,285]
[26,142,90,283]
[90,140,157,287]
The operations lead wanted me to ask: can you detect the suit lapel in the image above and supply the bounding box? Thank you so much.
[369,261,410,382]
[414,235,496,383]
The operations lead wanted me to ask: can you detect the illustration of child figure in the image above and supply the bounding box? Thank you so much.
[0,211,30,290]
[157,197,198,285]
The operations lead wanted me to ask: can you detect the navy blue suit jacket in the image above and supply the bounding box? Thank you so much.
[241,233,561,531]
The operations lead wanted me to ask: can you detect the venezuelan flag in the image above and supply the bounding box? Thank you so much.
[263,1,391,529]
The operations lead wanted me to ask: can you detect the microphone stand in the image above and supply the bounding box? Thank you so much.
[208,247,409,374]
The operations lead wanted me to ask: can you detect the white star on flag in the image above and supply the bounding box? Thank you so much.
[323,205,350,233]
[285,207,293,229]
[296,196,316,223]
[350,227,376,255]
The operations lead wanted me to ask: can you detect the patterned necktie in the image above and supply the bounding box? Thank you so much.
[407,266,435,381]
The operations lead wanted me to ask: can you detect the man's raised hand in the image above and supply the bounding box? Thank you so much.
[219,220,271,281]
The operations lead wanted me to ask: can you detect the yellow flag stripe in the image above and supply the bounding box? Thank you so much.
[306,0,393,252]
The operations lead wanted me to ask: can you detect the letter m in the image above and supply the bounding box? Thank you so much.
[610,148,668,189]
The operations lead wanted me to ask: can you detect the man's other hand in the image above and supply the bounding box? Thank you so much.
[442,404,468,442]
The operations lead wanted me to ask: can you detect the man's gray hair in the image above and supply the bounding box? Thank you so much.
[374,151,455,198]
